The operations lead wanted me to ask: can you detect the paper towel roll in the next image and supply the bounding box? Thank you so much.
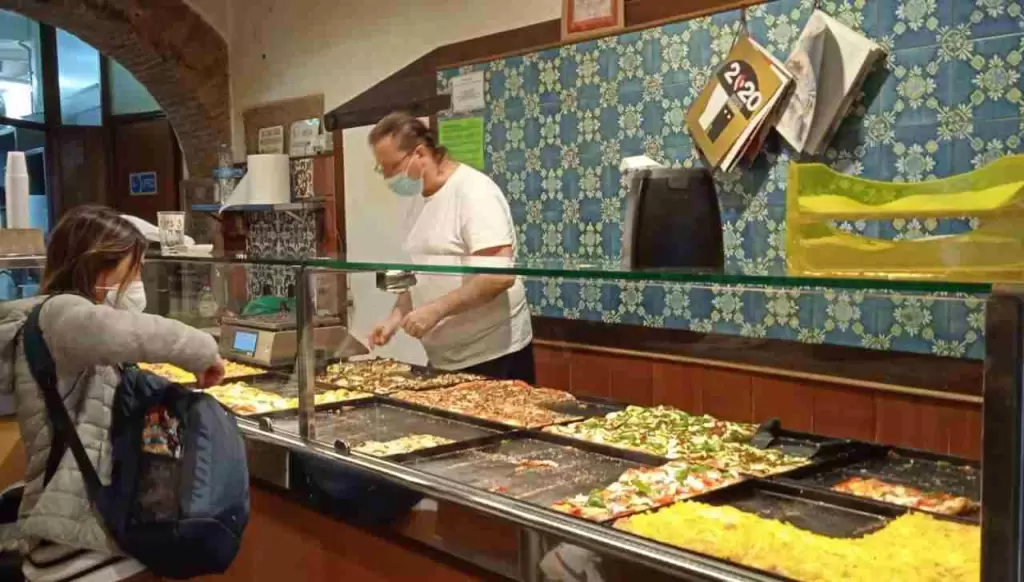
[5,152,29,229]
[220,154,291,212]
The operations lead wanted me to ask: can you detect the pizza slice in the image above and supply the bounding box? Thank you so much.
[831,476,978,516]
[352,434,455,457]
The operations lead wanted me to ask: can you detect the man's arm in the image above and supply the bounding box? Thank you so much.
[401,246,516,338]
[434,245,516,317]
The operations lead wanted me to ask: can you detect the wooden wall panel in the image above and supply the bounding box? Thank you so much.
[198,488,502,582]
[536,344,982,460]
[875,394,949,453]
[752,377,815,433]
[652,361,702,414]
[534,345,572,391]
[608,354,655,406]
[569,351,613,399]
[947,406,984,460]
[699,368,754,423]
[811,386,877,442]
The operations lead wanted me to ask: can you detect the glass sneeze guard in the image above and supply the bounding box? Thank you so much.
[147,251,995,295]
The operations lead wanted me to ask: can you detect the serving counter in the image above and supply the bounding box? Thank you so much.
[7,254,1014,581]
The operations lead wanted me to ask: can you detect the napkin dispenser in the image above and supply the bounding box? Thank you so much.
[621,168,724,270]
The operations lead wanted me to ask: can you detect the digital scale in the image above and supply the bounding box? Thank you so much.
[219,312,369,368]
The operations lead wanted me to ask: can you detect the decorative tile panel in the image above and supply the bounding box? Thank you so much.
[439,0,1024,360]
[244,211,318,299]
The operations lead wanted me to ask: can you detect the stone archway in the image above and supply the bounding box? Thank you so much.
[0,0,229,175]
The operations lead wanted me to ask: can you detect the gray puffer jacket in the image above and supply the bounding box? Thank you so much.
[0,294,219,554]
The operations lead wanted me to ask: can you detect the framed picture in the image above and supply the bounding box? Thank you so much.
[562,0,625,41]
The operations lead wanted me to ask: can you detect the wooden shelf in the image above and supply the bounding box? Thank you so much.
[191,199,326,213]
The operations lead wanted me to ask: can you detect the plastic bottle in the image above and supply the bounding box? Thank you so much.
[198,285,218,318]
[213,143,236,204]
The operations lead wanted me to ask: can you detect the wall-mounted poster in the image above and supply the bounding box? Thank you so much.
[562,0,624,41]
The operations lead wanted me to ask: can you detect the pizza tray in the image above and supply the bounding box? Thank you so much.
[745,423,876,480]
[685,479,906,539]
[749,419,870,460]
[314,360,482,394]
[401,431,666,509]
[541,395,627,420]
[247,397,505,461]
[774,445,980,523]
[201,373,374,418]
[199,371,297,395]
[377,393,584,431]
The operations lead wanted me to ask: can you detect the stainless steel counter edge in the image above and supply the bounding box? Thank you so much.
[236,420,778,582]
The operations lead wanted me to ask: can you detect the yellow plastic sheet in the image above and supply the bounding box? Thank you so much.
[786,155,1024,282]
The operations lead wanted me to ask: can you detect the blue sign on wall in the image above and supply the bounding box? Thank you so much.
[129,171,158,196]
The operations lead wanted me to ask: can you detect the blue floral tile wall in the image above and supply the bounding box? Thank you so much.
[439,0,1024,360]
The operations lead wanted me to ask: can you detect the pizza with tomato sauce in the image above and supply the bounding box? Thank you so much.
[551,462,743,522]
[831,476,977,516]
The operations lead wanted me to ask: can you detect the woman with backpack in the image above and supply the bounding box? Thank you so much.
[0,205,226,581]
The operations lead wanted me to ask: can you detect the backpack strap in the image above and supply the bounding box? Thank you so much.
[21,300,103,497]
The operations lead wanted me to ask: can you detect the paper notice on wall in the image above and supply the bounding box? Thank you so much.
[450,71,486,113]
[290,118,321,157]
[257,126,285,154]
[438,117,485,171]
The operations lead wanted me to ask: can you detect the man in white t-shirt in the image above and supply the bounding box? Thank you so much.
[367,112,534,382]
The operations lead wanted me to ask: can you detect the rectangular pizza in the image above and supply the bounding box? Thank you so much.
[544,406,757,459]
[831,476,978,516]
[392,380,579,428]
[139,361,268,384]
[317,359,482,394]
[551,461,744,522]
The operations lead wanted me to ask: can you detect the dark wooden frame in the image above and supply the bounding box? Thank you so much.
[1,18,170,219]
[562,0,625,41]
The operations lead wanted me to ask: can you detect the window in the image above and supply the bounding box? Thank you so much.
[57,28,100,125]
[109,59,160,115]
[0,11,43,122]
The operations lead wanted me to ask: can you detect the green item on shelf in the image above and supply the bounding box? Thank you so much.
[242,296,295,316]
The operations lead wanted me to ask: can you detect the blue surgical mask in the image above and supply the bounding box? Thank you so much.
[386,157,424,198]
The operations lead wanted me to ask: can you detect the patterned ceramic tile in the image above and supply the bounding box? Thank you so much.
[245,211,318,299]
[437,0,1024,360]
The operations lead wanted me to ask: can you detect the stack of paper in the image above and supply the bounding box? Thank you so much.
[776,10,885,155]
[687,35,794,172]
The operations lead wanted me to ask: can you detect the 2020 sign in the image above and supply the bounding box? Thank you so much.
[716,59,763,118]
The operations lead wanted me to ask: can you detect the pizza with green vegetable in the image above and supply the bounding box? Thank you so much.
[677,441,810,477]
[544,406,757,458]
[551,462,743,522]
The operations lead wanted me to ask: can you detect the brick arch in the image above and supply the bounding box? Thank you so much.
[0,0,229,175]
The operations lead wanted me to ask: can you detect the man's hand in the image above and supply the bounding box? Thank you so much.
[197,356,226,388]
[369,314,402,348]
[401,304,445,339]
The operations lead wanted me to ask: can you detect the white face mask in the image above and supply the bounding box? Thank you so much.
[103,280,147,313]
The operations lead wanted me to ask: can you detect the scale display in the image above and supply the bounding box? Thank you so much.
[232,330,259,356]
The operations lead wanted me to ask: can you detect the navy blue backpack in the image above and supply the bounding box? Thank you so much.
[22,300,249,579]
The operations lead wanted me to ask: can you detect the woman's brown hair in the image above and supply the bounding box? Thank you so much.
[42,205,149,302]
